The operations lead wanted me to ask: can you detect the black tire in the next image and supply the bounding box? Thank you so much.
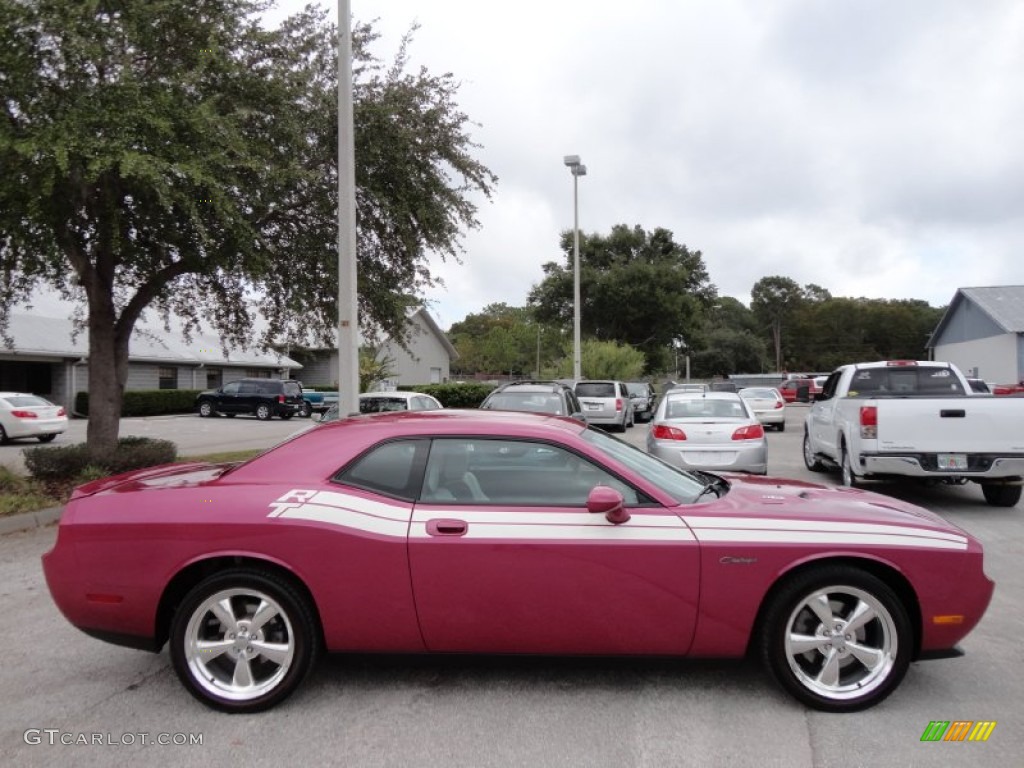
[280,412,293,421]
[981,484,1022,507]
[225,413,236,418]
[169,569,321,713]
[840,445,858,487]
[300,401,313,418]
[802,431,824,472]
[0,424,9,445]
[37,434,57,443]
[776,421,786,433]
[760,566,911,712]
[255,404,272,421]
[198,401,217,418]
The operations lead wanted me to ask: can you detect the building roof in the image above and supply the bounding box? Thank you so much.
[1,312,300,369]
[928,285,1024,347]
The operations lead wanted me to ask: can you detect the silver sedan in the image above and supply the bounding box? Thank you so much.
[646,391,767,474]
[738,387,787,431]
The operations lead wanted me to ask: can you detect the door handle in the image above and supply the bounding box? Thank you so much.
[426,519,468,537]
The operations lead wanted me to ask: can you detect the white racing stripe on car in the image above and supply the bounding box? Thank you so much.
[682,516,968,550]
[408,508,696,542]
[271,503,410,537]
[267,488,412,537]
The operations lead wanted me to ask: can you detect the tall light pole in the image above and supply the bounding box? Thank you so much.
[563,155,586,381]
[337,0,359,414]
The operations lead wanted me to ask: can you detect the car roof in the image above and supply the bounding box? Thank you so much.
[664,390,742,401]
[359,391,433,401]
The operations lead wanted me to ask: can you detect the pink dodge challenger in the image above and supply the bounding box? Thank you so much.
[43,410,993,713]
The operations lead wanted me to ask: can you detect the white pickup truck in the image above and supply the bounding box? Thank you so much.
[802,360,1024,507]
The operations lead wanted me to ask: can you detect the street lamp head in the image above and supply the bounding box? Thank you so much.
[563,154,580,167]
[575,164,587,177]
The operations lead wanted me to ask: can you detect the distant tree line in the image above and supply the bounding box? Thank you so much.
[449,226,946,380]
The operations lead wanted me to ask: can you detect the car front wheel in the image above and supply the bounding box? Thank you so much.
[255,404,272,421]
[760,566,911,712]
[802,431,824,472]
[198,401,216,418]
[169,569,320,713]
[840,445,858,487]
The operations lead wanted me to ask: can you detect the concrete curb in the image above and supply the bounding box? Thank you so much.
[0,506,63,536]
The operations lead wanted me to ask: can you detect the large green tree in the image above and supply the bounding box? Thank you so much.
[0,1,495,456]
[528,224,716,372]
[750,276,807,372]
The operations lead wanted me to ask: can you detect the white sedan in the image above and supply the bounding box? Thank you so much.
[738,387,787,431]
[0,392,68,444]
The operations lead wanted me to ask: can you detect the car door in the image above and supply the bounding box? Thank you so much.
[216,381,241,413]
[408,437,700,656]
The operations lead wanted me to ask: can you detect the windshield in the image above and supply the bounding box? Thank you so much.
[580,428,704,503]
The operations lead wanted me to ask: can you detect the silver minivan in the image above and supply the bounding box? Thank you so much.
[573,380,634,432]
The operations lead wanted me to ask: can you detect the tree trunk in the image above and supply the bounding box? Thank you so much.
[85,296,130,460]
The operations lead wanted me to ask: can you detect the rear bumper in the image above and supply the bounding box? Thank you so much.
[861,454,1024,480]
[3,418,67,438]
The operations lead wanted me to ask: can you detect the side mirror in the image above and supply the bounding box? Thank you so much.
[586,485,629,525]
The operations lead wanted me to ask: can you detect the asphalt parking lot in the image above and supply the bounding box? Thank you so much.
[1,406,1020,767]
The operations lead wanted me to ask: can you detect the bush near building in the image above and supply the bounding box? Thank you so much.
[75,389,204,417]
[397,382,496,408]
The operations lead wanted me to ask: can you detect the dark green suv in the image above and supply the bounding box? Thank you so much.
[195,378,304,420]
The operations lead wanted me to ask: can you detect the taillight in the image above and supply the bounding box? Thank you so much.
[652,424,687,440]
[10,410,38,419]
[860,406,877,439]
[57,407,66,417]
[277,395,285,403]
[774,400,784,409]
[615,398,623,412]
[732,424,764,440]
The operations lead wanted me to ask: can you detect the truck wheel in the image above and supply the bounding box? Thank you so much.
[803,431,824,472]
[255,404,272,421]
[300,401,313,418]
[981,484,1022,507]
[840,445,858,487]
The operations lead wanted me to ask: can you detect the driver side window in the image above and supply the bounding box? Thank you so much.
[420,438,643,506]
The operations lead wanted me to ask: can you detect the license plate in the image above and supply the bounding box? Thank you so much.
[586,404,601,410]
[937,453,968,471]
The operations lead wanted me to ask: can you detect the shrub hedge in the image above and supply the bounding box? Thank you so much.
[75,389,205,417]
[397,382,495,408]
[24,436,178,483]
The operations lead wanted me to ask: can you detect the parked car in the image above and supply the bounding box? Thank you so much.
[624,382,656,422]
[646,391,767,474]
[196,378,304,420]
[0,392,68,444]
[480,381,585,421]
[738,387,787,431]
[574,380,634,431]
[707,379,738,393]
[42,410,993,714]
[296,386,338,417]
[778,378,821,403]
[319,391,444,424]
[803,360,1024,506]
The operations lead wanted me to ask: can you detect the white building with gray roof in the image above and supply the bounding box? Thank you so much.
[928,286,1024,385]
[0,312,300,412]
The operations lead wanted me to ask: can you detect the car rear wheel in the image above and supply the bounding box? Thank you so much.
[802,431,824,472]
[776,421,786,433]
[760,566,911,712]
[0,424,8,444]
[37,434,57,443]
[300,401,313,418]
[255,404,272,421]
[198,401,216,418]
[170,569,320,713]
[981,484,1022,507]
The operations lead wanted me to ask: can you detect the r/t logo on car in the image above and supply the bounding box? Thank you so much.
[720,556,758,565]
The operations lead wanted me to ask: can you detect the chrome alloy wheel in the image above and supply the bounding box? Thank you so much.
[183,588,295,702]
[783,584,897,702]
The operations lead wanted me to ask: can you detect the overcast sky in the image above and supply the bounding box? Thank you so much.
[265,0,1024,330]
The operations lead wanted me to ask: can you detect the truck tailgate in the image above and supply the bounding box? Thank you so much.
[875,398,1024,453]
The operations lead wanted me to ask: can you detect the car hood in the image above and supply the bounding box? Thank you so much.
[694,474,965,536]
